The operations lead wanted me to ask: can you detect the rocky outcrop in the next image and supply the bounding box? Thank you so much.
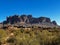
[52,21,57,25]
[38,17,51,23]
[2,14,58,28]
[0,23,3,28]
[6,15,21,24]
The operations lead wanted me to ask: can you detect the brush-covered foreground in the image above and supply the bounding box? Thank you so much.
[0,28,60,45]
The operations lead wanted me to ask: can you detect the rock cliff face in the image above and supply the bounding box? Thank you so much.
[0,23,3,28]
[2,14,58,28]
[38,17,51,23]
[52,21,57,25]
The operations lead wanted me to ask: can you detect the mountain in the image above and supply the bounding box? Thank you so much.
[2,14,59,28]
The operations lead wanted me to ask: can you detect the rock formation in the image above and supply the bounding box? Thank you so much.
[2,14,59,28]
[52,21,57,25]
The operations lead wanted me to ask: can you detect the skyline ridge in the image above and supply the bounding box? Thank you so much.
[0,14,59,25]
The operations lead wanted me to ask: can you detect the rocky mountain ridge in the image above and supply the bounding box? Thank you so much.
[0,14,59,28]
[3,15,57,24]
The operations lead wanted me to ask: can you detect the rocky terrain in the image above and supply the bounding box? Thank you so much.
[0,14,59,28]
[0,15,60,45]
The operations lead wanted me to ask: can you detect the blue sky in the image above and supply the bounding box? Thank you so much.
[0,0,60,25]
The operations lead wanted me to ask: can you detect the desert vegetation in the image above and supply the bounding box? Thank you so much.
[0,28,60,45]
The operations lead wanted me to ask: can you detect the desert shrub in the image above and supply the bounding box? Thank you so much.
[0,29,7,43]
[0,28,60,45]
[19,42,23,45]
[0,42,1,45]
[6,36,16,43]
[20,28,24,33]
